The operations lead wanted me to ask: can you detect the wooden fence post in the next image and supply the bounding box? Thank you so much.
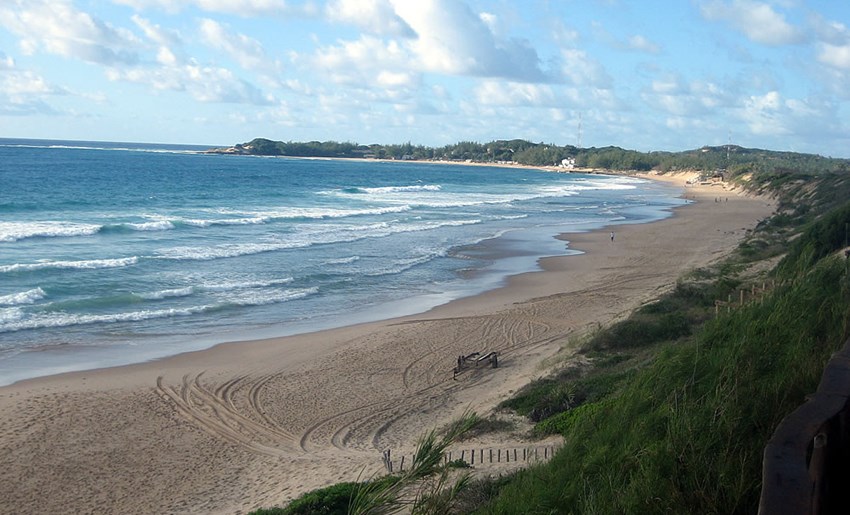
[810,433,827,515]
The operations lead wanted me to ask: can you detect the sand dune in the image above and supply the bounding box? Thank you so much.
[0,172,774,514]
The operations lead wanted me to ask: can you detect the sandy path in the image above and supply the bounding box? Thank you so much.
[0,173,774,514]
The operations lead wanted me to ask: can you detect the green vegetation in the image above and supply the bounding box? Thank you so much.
[480,256,850,513]
[251,482,362,515]
[219,138,850,177]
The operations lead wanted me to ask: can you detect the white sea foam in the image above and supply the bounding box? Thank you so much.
[219,287,318,307]
[154,242,291,261]
[360,184,442,194]
[0,257,139,273]
[182,216,270,227]
[0,307,25,324]
[208,205,411,220]
[492,214,529,221]
[154,218,483,262]
[0,287,318,333]
[0,288,46,305]
[200,277,294,292]
[322,256,360,265]
[365,252,445,277]
[327,187,518,208]
[0,221,101,242]
[126,220,175,231]
[138,287,195,300]
[0,305,211,333]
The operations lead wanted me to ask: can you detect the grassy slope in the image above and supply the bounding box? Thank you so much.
[477,189,850,514]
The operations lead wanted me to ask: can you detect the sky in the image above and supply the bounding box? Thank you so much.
[0,1,849,156]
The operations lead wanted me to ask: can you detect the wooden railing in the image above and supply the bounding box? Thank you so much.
[759,338,850,514]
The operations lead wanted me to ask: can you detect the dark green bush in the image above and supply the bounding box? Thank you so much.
[589,312,690,350]
[250,482,359,515]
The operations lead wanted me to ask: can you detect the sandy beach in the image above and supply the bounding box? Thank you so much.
[0,172,774,514]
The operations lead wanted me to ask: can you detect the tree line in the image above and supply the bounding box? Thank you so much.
[224,137,850,177]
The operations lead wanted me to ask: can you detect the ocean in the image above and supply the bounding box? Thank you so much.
[0,138,688,385]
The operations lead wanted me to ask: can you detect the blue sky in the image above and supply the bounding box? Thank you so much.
[1,1,849,156]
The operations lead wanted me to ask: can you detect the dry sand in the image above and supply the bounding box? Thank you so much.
[0,172,775,514]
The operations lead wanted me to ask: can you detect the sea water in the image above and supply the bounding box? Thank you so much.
[0,139,688,385]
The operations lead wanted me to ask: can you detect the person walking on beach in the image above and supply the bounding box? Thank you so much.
[610,231,615,242]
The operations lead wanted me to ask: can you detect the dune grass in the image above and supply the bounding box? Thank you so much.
[476,202,850,514]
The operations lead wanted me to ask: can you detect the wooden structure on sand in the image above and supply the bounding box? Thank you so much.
[453,351,499,379]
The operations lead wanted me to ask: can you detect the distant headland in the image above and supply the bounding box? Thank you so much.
[207,137,850,174]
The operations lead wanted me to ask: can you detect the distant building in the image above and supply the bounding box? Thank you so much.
[560,157,576,169]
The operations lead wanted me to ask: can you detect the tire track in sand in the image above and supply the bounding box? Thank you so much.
[156,315,563,459]
[156,372,298,456]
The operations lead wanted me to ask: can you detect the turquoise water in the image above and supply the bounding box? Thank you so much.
[0,139,687,384]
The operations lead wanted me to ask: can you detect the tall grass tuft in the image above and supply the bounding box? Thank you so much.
[348,412,479,515]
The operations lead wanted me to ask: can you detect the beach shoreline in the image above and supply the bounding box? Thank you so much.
[0,166,666,388]
[0,171,775,514]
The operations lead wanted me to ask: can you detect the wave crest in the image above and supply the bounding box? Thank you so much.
[0,257,139,273]
[0,288,46,306]
[0,221,101,242]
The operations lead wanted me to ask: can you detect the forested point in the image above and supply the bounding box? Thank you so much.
[209,137,850,177]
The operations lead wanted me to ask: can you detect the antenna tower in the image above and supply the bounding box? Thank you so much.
[726,130,731,162]
[577,112,583,149]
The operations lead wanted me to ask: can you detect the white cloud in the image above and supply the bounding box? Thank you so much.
[198,18,279,73]
[326,0,415,37]
[131,15,181,48]
[551,20,580,47]
[641,74,734,119]
[813,18,850,71]
[818,44,850,70]
[474,81,555,107]
[809,15,849,46]
[0,0,141,65]
[313,35,416,90]
[0,56,66,115]
[0,52,13,70]
[628,35,660,54]
[2,70,57,96]
[131,15,186,66]
[396,1,544,81]
[561,49,612,89]
[107,63,275,105]
[113,0,317,17]
[737,91,838,138]
[806,14,850,97]
[700,0,803,46]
